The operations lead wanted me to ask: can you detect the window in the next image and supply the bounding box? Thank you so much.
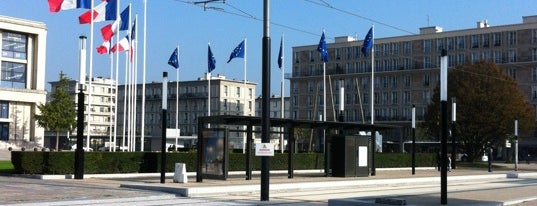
[493,51,502,63]
[1,61,26,89]
[447,37,455,50]
[2,32,27,59]
[223,99,228,110]
[508,31,517,46]
[471,35,479,48]
[437,38,444,51]
[236,87,240,97]
[508,49,516,63]
[423,40,432,53]
[423,74,430,86]
[236,100,240,111]
[224,86,228,96]
[457,36,465,50]
[403,41,411,54]
[493,33,502,46]
[335,48,341,60]
[424,56,431,69]
[249,88,253,98]
[0,101,8,118]
[482,34,490,47]
[532,67,537,82]
[533,86,537,100]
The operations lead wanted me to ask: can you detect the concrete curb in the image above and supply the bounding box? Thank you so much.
[119,172,537,197]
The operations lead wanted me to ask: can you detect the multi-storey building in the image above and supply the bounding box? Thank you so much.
[48,76,117,150]
[291,16,537,150]
[117,74,256,151]
[255,95,290,150]
[0,15,47,147]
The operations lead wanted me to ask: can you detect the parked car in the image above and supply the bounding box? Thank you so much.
[70,144,93,151]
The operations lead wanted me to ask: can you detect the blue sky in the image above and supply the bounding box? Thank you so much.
[1,0,536,96]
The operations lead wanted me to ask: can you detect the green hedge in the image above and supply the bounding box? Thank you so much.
[11,151,434,174]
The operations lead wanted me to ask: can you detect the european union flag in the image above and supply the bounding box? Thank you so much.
[278,36,283,69]
[168,48,179,69]
[208,44,216,73]
[317,32,328,62]
[227,40,245,63]
[361,27,373,57]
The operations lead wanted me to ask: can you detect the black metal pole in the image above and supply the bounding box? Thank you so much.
[75,86,85,179]
[440,49,448,205]
[441,100,448,204]
[261,0,271,201]
[488,146,492,172]
[371,128,376,176]
[412,104,416,175]
[246,124,252,180]
[451,98,456,169]
[288,127,294,178]
[161,72,168,184]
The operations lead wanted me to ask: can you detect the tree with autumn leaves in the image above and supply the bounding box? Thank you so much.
[423,60,535,162]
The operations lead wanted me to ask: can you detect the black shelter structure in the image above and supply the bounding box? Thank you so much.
[196,115,397,182]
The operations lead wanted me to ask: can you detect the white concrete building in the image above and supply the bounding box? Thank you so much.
[0,15,47,148]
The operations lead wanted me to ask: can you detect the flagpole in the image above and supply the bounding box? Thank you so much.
[176,45,180,150]
[141,0,147,152]
[243,38,247,154]
[370,25,375,125]
[280,34,284,154]
[133,15,138,151]
[87,0,95,152]
[109,52,113,152]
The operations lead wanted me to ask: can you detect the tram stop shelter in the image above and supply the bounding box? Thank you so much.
[196,115,397,182]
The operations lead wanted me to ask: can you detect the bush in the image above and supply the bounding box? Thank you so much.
[11,151,434,174]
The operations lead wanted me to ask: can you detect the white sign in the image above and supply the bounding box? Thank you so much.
[358,146,368,167]
[255,143,275,156]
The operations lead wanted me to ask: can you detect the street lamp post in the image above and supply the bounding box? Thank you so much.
[412,104,416,175]
[75,35,87,180]
[451,97,456,169]
[515,119,518,171]
[161,72,168,184]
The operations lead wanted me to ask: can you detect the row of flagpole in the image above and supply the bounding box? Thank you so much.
[48,0,142,151]
[48,0,375,152]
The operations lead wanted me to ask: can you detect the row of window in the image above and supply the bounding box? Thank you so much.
[292,107,427,122]
[291,90,430,108]
[1,31,27,89]
[296,31,527,64]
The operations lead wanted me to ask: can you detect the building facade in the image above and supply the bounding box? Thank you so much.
[117,74,256,151]
[255,95,290,119]
[0,16,47,147]
[290,16,537,150]
[48,76,117,150]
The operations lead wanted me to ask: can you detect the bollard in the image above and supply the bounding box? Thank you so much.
[173,163,188,183]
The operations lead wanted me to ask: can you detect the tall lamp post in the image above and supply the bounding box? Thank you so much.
[75,35,87,180]
[440,49,448,205]
[261,0,271,201]
[338,79,344,122]
[411,104,416,175]
[515,119,518,171]
[451,97,456,169]
[161,72,168,184]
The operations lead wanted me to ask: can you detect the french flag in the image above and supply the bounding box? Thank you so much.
[96,41,110,54]
[100,19,120,41]
[111,35,130,53]
[48,0,91,13]
[79,0,118,24]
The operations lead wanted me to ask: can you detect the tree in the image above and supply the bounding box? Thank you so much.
[35,72,77,151]
[422,61,535,161]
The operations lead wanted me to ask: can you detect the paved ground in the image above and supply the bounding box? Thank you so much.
[3,148,537,205]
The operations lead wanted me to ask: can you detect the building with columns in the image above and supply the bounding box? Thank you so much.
[290,16,537,151]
